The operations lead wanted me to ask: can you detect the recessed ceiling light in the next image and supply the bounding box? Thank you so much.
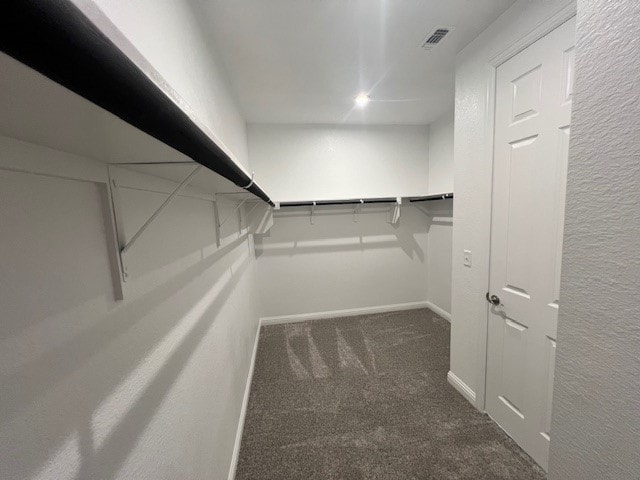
[354,93,370,107]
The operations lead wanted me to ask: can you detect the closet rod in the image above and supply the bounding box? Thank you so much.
[0,0,274,206]
[409,193,454,202]
[280,194,454,207]
[280,198,397,207]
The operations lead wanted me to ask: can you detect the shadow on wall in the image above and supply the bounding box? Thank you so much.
[0,169,253,479]
[114,179,250,281]
[0,238,250,479]
[117,186,218,279]
[420,198,453,233]
[75,251,250,480]
[254,206,426,262]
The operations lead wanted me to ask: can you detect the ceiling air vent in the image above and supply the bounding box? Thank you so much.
[421,27,452,50]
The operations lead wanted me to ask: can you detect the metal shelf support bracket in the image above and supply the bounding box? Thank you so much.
[120,164,203,256]
[390,197,402,224]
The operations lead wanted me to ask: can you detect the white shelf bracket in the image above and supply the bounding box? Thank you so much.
[213,199,221,248]
[217,197,248,229]
[244,201,261,225]
[120,164,203,257]
[354,199,364,222]
[390,197,402,225]
[105,165,126,294]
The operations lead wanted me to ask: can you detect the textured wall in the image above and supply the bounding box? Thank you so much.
[450,0,576,407]
[549,1,640,478]
[427,210,453,317]
[0,138,259,480]
[426,112,454,316]
[256,205,429,318]
[427,112,454,195]
[248,124,429,202]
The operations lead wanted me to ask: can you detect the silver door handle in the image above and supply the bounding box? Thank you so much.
[486,292,501,306]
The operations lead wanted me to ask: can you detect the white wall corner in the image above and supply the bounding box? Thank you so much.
[426,111,454,195]
[425,301,451,322]
[227,323,261,480]
[447,370,476,406]
[425,123,431,193]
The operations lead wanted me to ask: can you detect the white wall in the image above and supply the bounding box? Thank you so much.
[450,0,576,408]
[249,122,456,320]
[427,112,454,194]
[249,123,435,320]
[256,205,429,319]
[425,203,453,318]
[0,136,258,480]
[248,124,429,202]
[425,112,454,317]
[549,1,640,478]
[77,0,250,169]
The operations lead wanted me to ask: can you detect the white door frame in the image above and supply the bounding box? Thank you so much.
[473,4,577,412]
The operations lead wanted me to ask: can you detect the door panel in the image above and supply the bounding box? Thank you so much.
[511,65,542,122]
[485,17,575,470]
[562,47,575,103]
[501,317,528,416]
[541,337,557,442]
[505,134,540,296]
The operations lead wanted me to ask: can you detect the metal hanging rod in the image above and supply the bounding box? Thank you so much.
[279,194,453,208]
[278,197,402,225]
[279,197,397,208]
[108,161,196,165]
[409,193,454,203]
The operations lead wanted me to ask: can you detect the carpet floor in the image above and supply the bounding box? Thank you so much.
[235,308,546,479]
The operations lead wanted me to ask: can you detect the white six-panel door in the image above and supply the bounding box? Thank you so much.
[485,17,575,470]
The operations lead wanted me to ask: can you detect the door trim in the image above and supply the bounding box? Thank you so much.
[474,4,577,412]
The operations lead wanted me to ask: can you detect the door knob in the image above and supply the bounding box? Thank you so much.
[486,292,501,306]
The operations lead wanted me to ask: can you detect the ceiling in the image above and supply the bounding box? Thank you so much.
[190,0,515,125]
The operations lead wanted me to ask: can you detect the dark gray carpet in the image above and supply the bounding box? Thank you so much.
[235,308,545,479]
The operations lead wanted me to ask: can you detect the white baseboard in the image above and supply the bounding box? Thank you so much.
[425,301,451,322]
[227,323,261,480]
[259,301,431,326]
[447,370,476,405]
